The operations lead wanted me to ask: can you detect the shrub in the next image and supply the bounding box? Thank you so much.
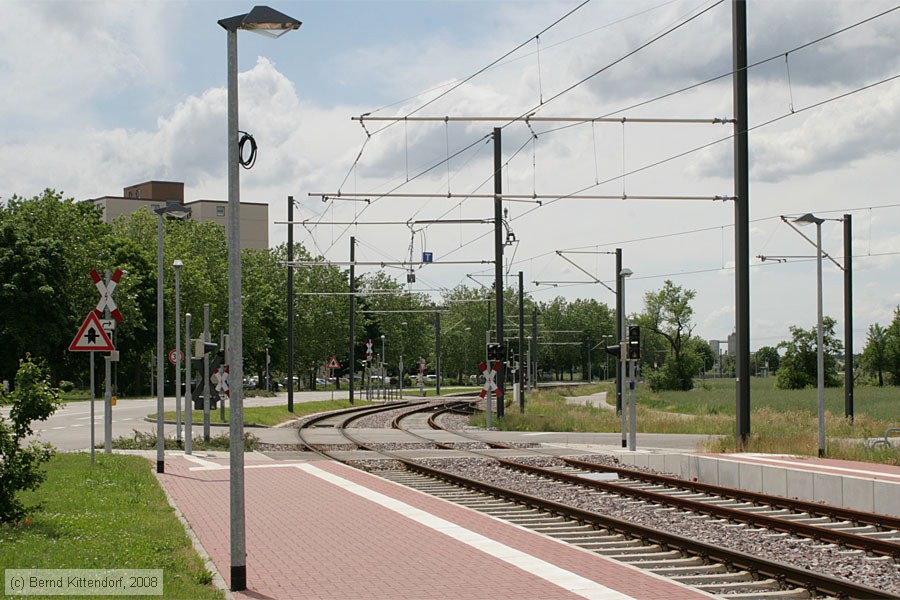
[57,380,75,393]
[0,355,62,523]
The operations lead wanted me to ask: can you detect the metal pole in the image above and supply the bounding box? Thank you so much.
[288,195,294,412]
[493,127,505,419]
[185,313,192,455]
[105,355,112,454]
[531,308,538,391]
[615,249,623,414]
[629,360,637,451]
[349,236,356,404]
[399,355,404,398]
[220,330,226,422]
[435,312,441,396]
[90,352,95,463]
[156,218,165,472]
[816,222,825,456]
[203,303,210,442]
[844,214,853,420]
[175,263,182,445]
[518,271,524,412]
[381,336,385,400]
[226,26,247,593]
[733,0,751,446]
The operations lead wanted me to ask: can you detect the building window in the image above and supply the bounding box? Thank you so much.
[127,192,133,198]
[216,206,225,217]
[135,190,141,199]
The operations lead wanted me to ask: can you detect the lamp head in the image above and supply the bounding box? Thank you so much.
[155,201,191,220]
[219,6,302,37]
[619,267,633,278]
[793,213,824,227]
[173,259,184,270]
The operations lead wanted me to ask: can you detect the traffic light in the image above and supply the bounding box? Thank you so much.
[605,342,622,359]
[193,339,218,356]
[487,343,503,361]
[627,325,641,360]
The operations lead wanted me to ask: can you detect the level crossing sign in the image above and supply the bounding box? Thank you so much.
[213,365,230,397]
[479,361,502,399]
[69,312,115,352]
[365,339,374,361]
[327,356,341,369]
[90,268,124,323]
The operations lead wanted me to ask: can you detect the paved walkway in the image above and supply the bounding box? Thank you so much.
[158,454,713,600]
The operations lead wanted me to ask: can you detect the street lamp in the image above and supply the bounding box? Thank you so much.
[793,213,826,457]
[218,5,301,593]
[619,267,632,449]
[154,202,190,475]
[589,334,613,383]
[381,334,386,399]
[173,259,184,446]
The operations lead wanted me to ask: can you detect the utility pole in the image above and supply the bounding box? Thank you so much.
[615,248,624,415]
[435,312,441,396]
[493,127,505,419]
[203,303,211,442]
[349,236,357,403]
[287,195,294,412]
[733,0,751,446]
[518,271,525,412]
[844,214,853,420]
[531,308,538,391]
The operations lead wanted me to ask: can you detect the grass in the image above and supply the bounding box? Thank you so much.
[154,399,376,427]
[474,378,900,465]
[0,453,222,598]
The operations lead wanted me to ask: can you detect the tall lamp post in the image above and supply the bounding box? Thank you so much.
[218,6,301,593]
[155,203,190,474]
[380,334,386,399]
[173,259,184,446]
[793,213,826,456]
[619,267,632,448]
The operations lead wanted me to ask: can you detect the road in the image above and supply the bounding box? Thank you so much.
[1,390,349,452]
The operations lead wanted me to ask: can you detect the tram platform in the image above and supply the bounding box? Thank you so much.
[157,453,714,600]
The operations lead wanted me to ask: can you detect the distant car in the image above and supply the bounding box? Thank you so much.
[315,378,329,387]
[424,374,437,381]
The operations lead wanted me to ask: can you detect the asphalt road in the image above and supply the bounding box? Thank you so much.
[1,390,349,452]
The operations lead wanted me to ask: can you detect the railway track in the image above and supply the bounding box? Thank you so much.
[296,399,897,598]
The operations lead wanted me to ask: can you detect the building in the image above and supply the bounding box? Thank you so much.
[85,180,268,250]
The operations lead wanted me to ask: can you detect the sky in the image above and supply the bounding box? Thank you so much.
[3,0,900,353]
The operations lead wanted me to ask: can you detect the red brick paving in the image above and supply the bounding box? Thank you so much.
[158,456,711,599]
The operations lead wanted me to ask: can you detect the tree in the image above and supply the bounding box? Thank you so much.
[754,346,780,375]
[0,356,62,523]
[641,280,699,391]
[861,323,889,386]
[776,317,843,389]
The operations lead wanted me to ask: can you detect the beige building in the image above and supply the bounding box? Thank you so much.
[85,180,268,250]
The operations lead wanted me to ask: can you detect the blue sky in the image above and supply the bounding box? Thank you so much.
[4,0,900,351]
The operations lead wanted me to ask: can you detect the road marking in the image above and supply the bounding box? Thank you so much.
[51,426,66,430]
[298,463,635,600]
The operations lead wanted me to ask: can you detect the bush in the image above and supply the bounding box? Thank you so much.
[0,355,62,523]
[57,380,75,393]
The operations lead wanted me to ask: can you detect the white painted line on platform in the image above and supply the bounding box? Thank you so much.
[298,463,635,600]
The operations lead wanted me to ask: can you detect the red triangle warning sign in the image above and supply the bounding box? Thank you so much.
[327,356,341,369]
[69,312,115,352]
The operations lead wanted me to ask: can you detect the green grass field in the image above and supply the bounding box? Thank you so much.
[0,453,222,598]
[479,378,900,464]
[155,398,375,427]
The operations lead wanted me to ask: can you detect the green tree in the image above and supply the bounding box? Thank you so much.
[861,323,889,386]
[754,346,781,375]
[641,280,699,391]
[0,356,62,523]
[776,317,843,389]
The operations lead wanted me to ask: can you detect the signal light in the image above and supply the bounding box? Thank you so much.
[627,325,641,360]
